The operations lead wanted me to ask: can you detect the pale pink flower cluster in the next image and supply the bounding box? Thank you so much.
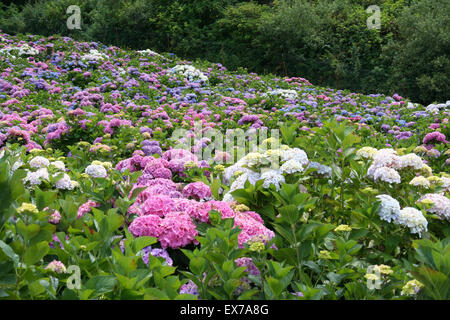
[419,193,450,220]
[45,260,66,273]
[77,200,100,219]
[44,207,61,224]
[234,211,275,248]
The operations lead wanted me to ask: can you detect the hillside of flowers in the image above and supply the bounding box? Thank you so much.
[0,33,449,300]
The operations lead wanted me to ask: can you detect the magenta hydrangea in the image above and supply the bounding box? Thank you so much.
[182,181,212,200]
[129,212,198,249]
[423,131,448,144]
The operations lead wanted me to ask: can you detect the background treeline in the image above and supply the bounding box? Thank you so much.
[0,0,448,104]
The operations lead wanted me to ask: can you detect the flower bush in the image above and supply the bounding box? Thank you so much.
[0,33,448,300]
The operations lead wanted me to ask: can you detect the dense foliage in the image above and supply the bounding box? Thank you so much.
[0,0,448,105]
[0,33,449,300]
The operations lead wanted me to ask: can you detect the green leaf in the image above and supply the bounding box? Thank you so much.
[24,241,49,265]
[0,241,19,264]
[190,257,207,275]
[132,236,157,253]
[16,221,40,243]
[114,273,138,290]
[86,275,117,294]
[28,279,46,296]
[35,188,58,210]
[278,205,300,225]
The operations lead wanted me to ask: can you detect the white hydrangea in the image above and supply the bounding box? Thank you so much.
[306,161,332,177]
[426,103,448,114]
[137,48,162,58]
[264,148,283,160]
[29,156,50,169]
[368,149,402,174]
[281,148,308,166]
[260,169,285,190]
[81,49,108,61]
[85,164,107,178]
[280,159,304,174]
[223,163,250,185]
[223,170,261,202]
[399,153,424,170]
[0,44,39,57]
[356,147,378,159]
[409,176,431,188]
[172,65,208,82]
[23,168,49,186]
[54,173,75,190]
[419,193,450,221]
[441,177,450,192]
[229,171,261,192]
[241,152,269,168]
[373,167,401,184]
[51,161,66,171]
[376,194,401,223]
[222,192,235,203]
[397,207,428,237]
[267,89,298,100]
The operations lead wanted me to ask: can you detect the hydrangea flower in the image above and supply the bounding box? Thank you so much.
[372,167,401,184]
[376,194,401,223]
[85,164,107,178]
[179,280,199,296]
[401,279,424,296]
[260,169,285,190]
[23,168,49,186]
[45,260,66,273]
[29,156,50,168]
[396,207,428,237]
[418,193,450,220]
[409,176,431,188]
[182,182,212,200]
[280,159,304,174]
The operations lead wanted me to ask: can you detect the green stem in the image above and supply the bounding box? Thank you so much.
[291,224,302,279]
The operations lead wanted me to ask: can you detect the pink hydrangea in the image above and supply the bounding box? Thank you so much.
[139,195,176,217]
[128,214,163,237]
[44,207,61,224]
[234,211,275,248]
[129,212,198,249]
[152,167,172,179]
[158,212,199,248]
[77,200,100,219]
[182,181,212,200]
[45,260,66,273]
[423,132,448,144]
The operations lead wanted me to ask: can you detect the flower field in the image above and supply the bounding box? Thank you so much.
[0,33,449,300]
